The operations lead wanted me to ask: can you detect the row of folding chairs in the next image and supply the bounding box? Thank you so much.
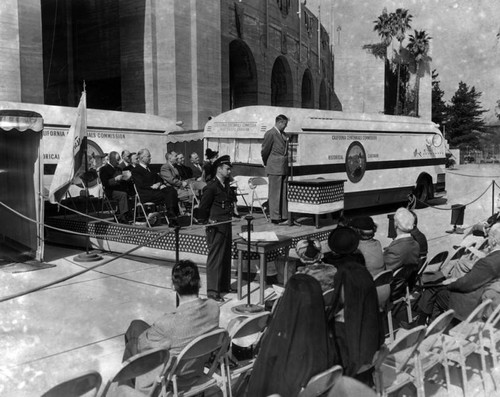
[375,299,500,397]
[374,247,463,343]
[41,312,271,397]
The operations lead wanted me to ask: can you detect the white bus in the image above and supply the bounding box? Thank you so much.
[0,102,183,198]
[204,106,446,210]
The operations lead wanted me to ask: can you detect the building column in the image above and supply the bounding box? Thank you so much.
[0,0,43,103]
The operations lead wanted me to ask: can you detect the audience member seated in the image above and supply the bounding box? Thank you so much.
[131,148,180,224]
[175,152,194,180]
[409,210,428,261]
[119,150,133,170]
[123,152,138,171]
[295,238,337,292]
[465,193,500,238]
[99,151,132,224]
[323,226,366,267]
[121,260,220,394]
[203,148,219,183]
[417,223,500,323]
[326,227,383,385]
[245,274,333,397]
[440,242,488,279]
[383,207,420,272]
[349,216,385,277]
[189,152,204,181]
[159,151,193,205]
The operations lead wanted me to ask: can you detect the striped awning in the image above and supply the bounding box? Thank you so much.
[0,110,43,133]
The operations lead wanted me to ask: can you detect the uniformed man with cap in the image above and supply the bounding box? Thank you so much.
[197,155,236,302]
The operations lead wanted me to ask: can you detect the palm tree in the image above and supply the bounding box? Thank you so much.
[407,30,432,116]
[373,8,394,49]
[392,8,412,114]
[372,8,395,114]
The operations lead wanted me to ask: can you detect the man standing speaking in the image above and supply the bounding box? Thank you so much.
[261,114,289,225]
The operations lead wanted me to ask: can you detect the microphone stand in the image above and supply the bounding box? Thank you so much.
[234,215,264,314]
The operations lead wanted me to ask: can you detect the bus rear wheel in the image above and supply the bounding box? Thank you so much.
[414,178,431,208]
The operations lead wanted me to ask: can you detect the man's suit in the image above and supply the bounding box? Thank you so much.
[159,162,192,202]
[198,176,235,295]
[190,162,203,180]
[383,235,420,272]
[419,250,500,322]
[175,163,193,180]
[261,126,288,221]
[99,163,130,220]
[123,298,220,393]
[131,164,179,216]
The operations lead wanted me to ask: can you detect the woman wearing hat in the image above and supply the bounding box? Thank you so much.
[349,216,385,277]
[295,239,337,292]
[203,148,219,183]
[326,226,383,385]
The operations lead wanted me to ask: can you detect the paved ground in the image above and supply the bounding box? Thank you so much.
[1,164,500,396]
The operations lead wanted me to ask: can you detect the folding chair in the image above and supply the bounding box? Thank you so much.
[248,177,269,221]
[416,309,455,395]
[100,347,171,397]
[231,176,250,212]
[227,312,271,392]
[373,325,427,397]
[41,371,102,397]
[323,288,335,311]
[327,375,377,397]
[132,184,170,227]
[373,270,393,338]
[418,251,449,280]
[297,365,343,397]
[98,185,119,223]
[387,264,418,341]
[373,270,393,313]
[481,303,500,368]
[162,328,231,397]
[188,181,206,226]
[442,299,492,397]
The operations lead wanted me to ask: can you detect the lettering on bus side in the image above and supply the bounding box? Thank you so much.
[331,135,378,141]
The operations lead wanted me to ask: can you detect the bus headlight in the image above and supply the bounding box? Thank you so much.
[426,134,443,147]
[432,134,443,147]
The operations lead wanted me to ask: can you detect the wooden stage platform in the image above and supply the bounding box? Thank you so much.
[44,211,340,270]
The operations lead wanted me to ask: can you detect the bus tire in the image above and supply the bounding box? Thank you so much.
[414,178,432,208]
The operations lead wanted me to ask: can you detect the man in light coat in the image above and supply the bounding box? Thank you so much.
[261,114,289,224]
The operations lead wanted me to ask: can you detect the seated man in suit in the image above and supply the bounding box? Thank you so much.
[417,223,500,323]
[175,152,193,181]
[189,152,204,181]
[121,260,220,394]
[131,148,180,225]
[160,151,193,205]
[99,151,132,223]
[384,207,420,272]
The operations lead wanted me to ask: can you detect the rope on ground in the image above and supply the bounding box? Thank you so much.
[447,170,500,179]
[415,181,493,211]
[0,200,167,239]
[0,230,170,304]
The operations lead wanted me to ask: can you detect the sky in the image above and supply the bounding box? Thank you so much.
[307,0,500,123]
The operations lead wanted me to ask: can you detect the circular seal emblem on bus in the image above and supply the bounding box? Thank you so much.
[346,141,367,183]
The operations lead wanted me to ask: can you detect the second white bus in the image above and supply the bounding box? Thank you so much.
[203,106,446,210]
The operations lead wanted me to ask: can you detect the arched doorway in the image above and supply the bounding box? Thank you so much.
[301,69,314,108]
[319,80,328,110]
[271,56,293,107]
[229,40,258,109]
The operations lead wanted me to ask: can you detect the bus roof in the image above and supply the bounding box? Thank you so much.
[204,106,440,139]
[0,101,184,134]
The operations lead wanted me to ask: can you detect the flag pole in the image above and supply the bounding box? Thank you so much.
[75,82,103,262]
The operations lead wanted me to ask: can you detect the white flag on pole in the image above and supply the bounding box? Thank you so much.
[48,92,87,203]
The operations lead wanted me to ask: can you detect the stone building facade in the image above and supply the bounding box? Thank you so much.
[0,0,338,131]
